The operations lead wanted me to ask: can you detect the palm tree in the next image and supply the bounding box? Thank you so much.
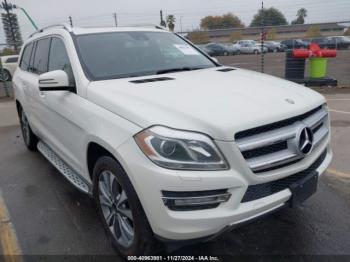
[297,8,307,19]
[166,15,176,31]
[292,8,307,25]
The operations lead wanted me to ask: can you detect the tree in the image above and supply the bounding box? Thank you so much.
[187,31,210,44]
[305,26,321,38]
[250,7,288,27]
[291,8,307,25]
[166,15,176,32]
[200,13,244,30]
[229,32,242,42]
[0,47,16,56]
[1,12,23,53]
[266,28,277,40]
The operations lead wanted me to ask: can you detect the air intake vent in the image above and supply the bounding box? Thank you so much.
[130,77,174,84]
[217,68,235,72]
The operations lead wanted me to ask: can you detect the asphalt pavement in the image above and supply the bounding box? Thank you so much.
[0,91,349,258]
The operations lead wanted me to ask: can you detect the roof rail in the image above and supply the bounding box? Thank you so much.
[29,23,72,38]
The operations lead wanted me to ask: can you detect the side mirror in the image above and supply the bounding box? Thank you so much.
[39,70,72,92]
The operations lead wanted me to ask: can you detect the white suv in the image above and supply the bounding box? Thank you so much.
[13,24,332,255]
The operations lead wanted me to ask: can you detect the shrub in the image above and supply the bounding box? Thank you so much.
[187,31,210,44]
[305,26,321,38]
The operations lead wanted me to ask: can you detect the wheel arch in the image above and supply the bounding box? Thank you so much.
[87,142,116,180]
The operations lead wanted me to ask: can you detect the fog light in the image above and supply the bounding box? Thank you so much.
[162,190,231,211]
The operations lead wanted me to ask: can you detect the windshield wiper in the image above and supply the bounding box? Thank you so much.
[156,67,205,75]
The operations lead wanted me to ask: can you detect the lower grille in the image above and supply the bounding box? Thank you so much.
[241,149,327,203]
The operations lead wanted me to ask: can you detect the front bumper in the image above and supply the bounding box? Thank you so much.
[117,135,332,241]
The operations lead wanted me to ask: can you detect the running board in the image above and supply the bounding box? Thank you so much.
[37,141,90,194]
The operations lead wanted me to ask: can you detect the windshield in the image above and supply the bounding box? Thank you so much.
[75,31,216,80]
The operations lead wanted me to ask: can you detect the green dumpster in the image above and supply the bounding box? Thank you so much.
[309,57,328,78]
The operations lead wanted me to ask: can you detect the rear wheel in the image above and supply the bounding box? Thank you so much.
[0,69,11,81]
[20,109,38,151]
[93,156,160,256]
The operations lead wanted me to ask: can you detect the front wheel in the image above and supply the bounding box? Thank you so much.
[93,156,159,256]
[20,109,38,151]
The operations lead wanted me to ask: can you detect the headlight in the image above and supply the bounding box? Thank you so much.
[134,126,229,171]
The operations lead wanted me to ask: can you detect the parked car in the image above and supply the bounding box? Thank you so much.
[14,24,332,256]
[223,43,239,55]
[255,44,268,53]
[264,41,285,52]
[310,37,333,49]
[0,55,19,81]
[204,43,231,56]
[328,36,350,49]
[235,40,267,54]
[280,39,309,49]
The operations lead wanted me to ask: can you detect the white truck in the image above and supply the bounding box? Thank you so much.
[13,24,332,256]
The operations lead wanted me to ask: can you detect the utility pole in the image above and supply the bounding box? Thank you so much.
[180,16,183,34]
[160,10,166,27]
[260,0,265,73]
[113,12,117,27]
[69,16,73,27]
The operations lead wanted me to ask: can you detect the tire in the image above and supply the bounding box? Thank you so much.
[19,108,38,151]
[0,69,11,81]
[224,51,229,56]
[236,50,241,55]
[93,156,160,256]
[254,50,259,55]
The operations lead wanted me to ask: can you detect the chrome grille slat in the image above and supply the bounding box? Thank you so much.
[236,105,329,174]
[248,150,301,172]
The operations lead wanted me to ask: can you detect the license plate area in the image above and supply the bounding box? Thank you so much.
[289,171,319,207]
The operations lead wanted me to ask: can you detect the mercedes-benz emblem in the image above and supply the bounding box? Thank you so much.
[297,127,314,155]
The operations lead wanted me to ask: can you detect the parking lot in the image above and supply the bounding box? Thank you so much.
[0,86,349,257]
[217,50,350,88]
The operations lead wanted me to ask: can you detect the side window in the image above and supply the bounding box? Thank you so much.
[20,43,33,71]
[32,38,51,74]
[6,57,18,63]
[48,37,74,85]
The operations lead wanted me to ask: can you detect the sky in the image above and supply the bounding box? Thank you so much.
[0,0,350,44]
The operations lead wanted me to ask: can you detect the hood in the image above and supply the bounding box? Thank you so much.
[87,67,325,141]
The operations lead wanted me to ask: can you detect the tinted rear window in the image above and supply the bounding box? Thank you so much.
[6,57,18,63]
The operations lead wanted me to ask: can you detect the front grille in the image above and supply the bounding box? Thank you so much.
[235,105,329,173]
[241,149,327,203]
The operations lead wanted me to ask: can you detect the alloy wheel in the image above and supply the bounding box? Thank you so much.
[0,70,10,81]
[98,170,134,248]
